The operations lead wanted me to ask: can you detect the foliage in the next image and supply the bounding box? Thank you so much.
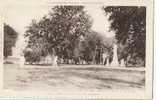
[24,6,93,62]
[104,6,146,66]
[80,31,113,63]
[24,46,42,64]
[4,23,18,57]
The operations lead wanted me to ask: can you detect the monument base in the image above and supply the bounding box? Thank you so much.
[5,56,20,64]
[4,56,25,67]
[111,61,119,67]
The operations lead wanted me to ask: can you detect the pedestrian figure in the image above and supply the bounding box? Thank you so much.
[53,55,58,66]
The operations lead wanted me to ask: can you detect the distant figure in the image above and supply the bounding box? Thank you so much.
[53,55,58,66]
[82,60,86,65]
[45,55,52,64]
[120,59,125,67]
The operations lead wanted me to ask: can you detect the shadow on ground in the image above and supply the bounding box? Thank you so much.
[3,64,145,91]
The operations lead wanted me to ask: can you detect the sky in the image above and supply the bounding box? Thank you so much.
[4,4,115,40]
[85,5,115,37]
[4,5,51,48]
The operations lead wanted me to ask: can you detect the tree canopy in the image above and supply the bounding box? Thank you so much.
[24,6,113,64]
[24,6,93,62]
[4,23,18,58]
[104,6,146,66]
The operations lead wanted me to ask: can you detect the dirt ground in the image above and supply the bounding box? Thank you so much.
[3,64,145,92]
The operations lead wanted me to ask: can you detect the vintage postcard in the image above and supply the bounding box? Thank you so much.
[0,0,154,99]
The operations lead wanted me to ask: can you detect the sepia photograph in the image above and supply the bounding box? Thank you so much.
[1,2,153,99]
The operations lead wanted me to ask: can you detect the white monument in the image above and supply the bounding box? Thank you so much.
[102,53,107,65]
[10,34,26,67]
[111,44,119,67]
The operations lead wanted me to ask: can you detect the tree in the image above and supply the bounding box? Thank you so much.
[4,23,18,58]
[104,6,146,66]
[24,46,42,64]
[79,30,113,64]
[24,6,92,63]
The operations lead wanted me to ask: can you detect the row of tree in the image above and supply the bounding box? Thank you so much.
[24,6,113,65]
[104,6,146,66]
[24,6,146,66]
[4,6,146,66]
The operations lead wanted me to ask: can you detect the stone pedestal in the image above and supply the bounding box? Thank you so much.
[5,56,25,67]
[6,56,20,64]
